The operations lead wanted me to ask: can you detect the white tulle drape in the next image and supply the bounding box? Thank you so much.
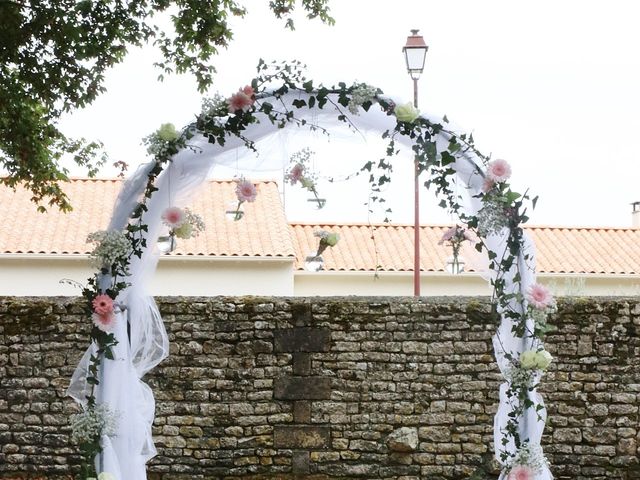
[68,91,550,479]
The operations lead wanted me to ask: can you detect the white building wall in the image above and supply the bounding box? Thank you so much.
[1,255,638,297]
[0,256,294,297]
[293,272,640,297]
[294,272,492,297]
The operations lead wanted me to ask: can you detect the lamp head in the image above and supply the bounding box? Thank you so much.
[403,29,429,80]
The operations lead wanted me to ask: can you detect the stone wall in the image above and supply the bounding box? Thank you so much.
[0,297,639,480]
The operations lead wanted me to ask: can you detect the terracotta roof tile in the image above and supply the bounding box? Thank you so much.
[3,179,639,274]
[1,178,295,258]
[289,223,640,275]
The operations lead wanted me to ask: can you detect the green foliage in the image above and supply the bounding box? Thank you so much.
[0,0,333,212]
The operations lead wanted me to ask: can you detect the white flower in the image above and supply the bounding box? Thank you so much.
[98,474,116,480]
[504,365,537,389]
[534,350,553,370]
[87,230,131,269]
[157,123,179,141]
[519,350,538,370]
[348,83,378,115]
[505,442,550,474]
[394,102,420,123]
[71,403,119,445]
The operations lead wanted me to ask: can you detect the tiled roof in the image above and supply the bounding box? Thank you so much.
[1,178,295,259]
[289,223,640,275]
[3,179,640,274]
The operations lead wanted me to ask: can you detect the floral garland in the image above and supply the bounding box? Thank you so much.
[72,59,553,478]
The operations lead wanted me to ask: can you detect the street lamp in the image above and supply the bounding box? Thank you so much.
[402,29,429,297]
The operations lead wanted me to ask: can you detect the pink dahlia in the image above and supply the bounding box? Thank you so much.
[288,163,305,185]
[486,159,512,183]
[527,283,554,309]
[162,207,184,228]
[92,312,116,333]
[235,179,258,203]
[227,87,255,113]
[92,294,114,316]
[507,465,534,480]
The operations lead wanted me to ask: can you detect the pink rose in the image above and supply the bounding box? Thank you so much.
[227,86,255,113]
[507,465,534,480]
[92,312,116,333]
[527,283,554,309]
[235,179,257,203]
[242,85,255,98]
[92,294,114,316]
[162,207,184,228]
[288,163,304,185]
[486,159,512,183]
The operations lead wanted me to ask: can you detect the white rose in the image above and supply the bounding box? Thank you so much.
[394,102,420,123]
[519,350,538,370]
[174,222,194,240]
[98,473,116,480]
[157,123,179,142]
[534,350,553,370]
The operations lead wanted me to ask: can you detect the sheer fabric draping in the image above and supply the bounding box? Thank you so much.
[68,91,549,479]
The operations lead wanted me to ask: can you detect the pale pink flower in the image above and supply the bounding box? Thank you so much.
[507,465,534,480]
[162,207,184,228]
[288,163,305,185]
[527,283,554,309]
[482,176,495,193]
[242,85,255,98]
[463,229,478,243]
[227,87,255,113]
[235,179,258,203]
[92,312,116,332]
[92,294,114,316]
[486,159,512,182]
[438,226,457,245]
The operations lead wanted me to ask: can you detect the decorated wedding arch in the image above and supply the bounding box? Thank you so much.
[67,61,555,480]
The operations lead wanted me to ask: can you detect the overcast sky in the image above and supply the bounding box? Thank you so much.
[58,0,640,228]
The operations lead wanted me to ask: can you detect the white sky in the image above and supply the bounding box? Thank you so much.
[58,0,640,227]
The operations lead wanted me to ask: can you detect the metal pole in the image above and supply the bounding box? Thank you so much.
[413,77,420,297]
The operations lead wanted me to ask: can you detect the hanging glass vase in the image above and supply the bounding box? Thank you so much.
[445,255,465,274]
[157,234,177,254]
[225,202,244,221]
[304,252,324,272]
[307,197,326,209]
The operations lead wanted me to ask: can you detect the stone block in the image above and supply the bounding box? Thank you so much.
[273,425,330,449]
[386,427,419,452]
[274,328,330,352]
[293,352,311,375]
[274,376,331,400]
[291,303,312,326]
[293,401,311,423]
[292,450,310,474]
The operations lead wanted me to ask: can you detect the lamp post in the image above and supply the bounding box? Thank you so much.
[403,29,429,296]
